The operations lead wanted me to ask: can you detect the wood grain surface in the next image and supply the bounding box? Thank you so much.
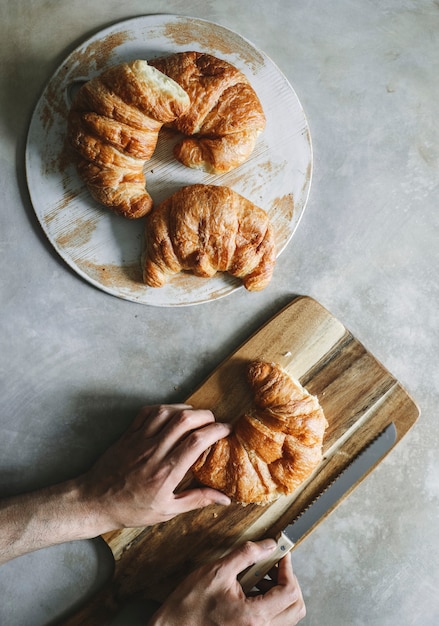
[64,296,419,624]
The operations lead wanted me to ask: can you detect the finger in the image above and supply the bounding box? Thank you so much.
[253,559,294,594]
[217,540,277,580]
[127,405,156,432]
[285,562,305,611]
[270,585,306,625]
[276,553,295,587]
[157,408,217,456]
[164,421,232,482]
[132,404,194,437]
[256,555,302,614]
[174,487,231,511]
[276,559,306,622]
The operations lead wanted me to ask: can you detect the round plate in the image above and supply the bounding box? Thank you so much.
[25,15,312,306]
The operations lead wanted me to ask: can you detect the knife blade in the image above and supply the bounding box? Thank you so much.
[239,422,397,592]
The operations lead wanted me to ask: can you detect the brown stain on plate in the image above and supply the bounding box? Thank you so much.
[162,19,265,73]
[55,216,98,248]
[76,260,143,289]
[271,194,295,247]
[273,193,295,219]
[69,31,131,74]
[40,30,132,132]
[163,270,237,293]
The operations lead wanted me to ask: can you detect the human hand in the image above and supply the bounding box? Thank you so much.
[148,539,306,625]
[76,404,232,532]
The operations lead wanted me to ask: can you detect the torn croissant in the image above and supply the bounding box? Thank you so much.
[192,361,328,504]
[67,60,190,218]
[142,184,276,291]
[149,51,266,174]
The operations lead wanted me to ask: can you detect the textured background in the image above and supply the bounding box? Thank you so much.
[0,1,438,624]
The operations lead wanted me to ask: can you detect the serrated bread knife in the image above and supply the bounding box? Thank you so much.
[239,422,397,592]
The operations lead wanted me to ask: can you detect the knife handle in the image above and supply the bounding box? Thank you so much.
[238,532,295,593]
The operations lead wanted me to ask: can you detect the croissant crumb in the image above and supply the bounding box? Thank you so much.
[192,361,328,505]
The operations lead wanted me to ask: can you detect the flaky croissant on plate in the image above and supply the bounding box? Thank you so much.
[67,60,190,218]
[149,51,266,174]
[142,184,276,291]
[192,361,328,505]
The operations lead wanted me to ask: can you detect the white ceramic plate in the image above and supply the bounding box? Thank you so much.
[26,15,312,306]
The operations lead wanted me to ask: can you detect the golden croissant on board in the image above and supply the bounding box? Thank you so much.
[142,184,276,291]
[192,361,328,505]
[67,60,190,218]
[149,51,266,174]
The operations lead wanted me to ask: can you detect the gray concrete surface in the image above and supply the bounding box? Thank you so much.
[0,1,438,624]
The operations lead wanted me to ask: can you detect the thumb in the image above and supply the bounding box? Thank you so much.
[174,487,231,511]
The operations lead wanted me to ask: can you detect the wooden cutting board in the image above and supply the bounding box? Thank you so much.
[65,296,419,624]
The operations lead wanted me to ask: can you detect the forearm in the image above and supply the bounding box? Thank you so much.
[0,478,105,565]
[0,406,232,567]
